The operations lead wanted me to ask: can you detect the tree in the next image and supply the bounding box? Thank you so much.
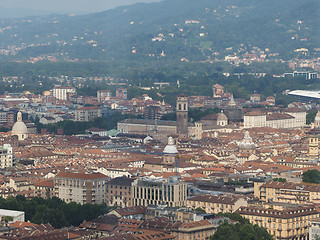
[210,222,273,240]
[302,169,320,184]
[307,111,317,125]
[195,207,206,213]
[211,213,273,240]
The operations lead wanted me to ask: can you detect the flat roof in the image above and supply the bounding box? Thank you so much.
[288,90,320,99]
[0,209,24,217]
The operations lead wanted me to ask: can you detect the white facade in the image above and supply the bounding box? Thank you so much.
[52,86,76,100]
[97,167,132,178]
[0,209,25,223]
[244,114,266,128]
[244,110,306,129]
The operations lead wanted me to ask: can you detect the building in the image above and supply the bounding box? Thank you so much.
[238,131,256,154]
[106,177,134,208]
[186,194,247,214]
[309,218,320,240]
[237,204,319,240]
[145,105,160,120]
[0,209,25,223]
[176,95,189,138]
[54,172,108,204]
[254,181,320,205]
[200,112,228,129]
[117,119,202,142]
[250,94,261,103]
[116,88,127,100]
[132,177,187,207]
[308,128,320,159]
[223,95,243,122]
[52,86,76,100]
[244,110,306,129]
[11,111,28,141]
[212,84,224,97]
[171,220,218,240]
[97,90,111,102]
[284,71,318,80]
[74,106,102,122]
[34,180,54,199]
[0,144,13,168]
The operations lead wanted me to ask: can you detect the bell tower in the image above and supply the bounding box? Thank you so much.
[176,95,188,138]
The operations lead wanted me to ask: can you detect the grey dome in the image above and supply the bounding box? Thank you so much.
[163,137,178,154]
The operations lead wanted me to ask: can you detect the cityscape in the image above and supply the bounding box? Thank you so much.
[0,0,319,240]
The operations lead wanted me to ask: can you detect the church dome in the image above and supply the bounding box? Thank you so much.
[12,112,28,140]
[163,137,178,154]
[238,131,256,150]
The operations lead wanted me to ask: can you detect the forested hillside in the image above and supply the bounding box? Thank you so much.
[0,0,318,61]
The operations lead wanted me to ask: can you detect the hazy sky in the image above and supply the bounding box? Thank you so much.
[0,0,162,13]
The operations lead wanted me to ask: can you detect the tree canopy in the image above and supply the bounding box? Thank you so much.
[0,196,113,228]
[302,169,320,184]
[211,213,273,240]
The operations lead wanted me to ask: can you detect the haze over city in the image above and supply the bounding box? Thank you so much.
[0,0,162,17]
[0,0,319,239]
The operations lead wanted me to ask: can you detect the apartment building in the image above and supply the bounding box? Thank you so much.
[0,144,13,168]
[74,106,102,122]
[54,172,108,204]
[97,90,111,102]
[186,194,247,214]
[237,204,319,240]
[132,177,187,207]
[254,181,320,205]
[34,180,54,199]
[106,177,133,208]
[52,86,76,100]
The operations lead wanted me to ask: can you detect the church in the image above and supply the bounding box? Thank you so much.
[117,95,202,141]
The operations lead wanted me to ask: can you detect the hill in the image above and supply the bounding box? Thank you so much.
[0,0,319,61]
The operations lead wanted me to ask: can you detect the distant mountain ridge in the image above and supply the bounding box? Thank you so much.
[0,0,318,61]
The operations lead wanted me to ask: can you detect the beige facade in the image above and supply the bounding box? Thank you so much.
[171,220,217,240]
[132,178,187,207]
[74,106,102,122]
[254,181,320,205]
[237,205,319,240]
[106,177,133,208]
[187,194,247,214]
[117,119,202,141]
[54,172,108,204]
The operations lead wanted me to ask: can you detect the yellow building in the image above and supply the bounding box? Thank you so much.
[237,204,319,240]
[186,194,247,214]
[254,181,320,205]
[308,128,320,159]
[171,220,217,240]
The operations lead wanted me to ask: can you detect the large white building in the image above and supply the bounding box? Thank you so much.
[52,86,76,100]
[244,108,306,129]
